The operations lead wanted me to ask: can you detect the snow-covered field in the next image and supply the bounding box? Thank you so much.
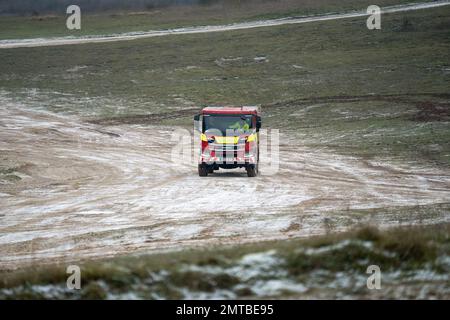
[1,94,449,270]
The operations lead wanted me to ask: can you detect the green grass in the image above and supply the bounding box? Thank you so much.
[1,7,448,107]
[0,0,429,40]
[1,223,449,299]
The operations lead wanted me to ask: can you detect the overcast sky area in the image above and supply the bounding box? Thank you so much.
[0,0,221,15]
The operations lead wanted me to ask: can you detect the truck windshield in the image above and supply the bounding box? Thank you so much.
[203,114,253,135]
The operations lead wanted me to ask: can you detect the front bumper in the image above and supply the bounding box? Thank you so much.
[201,154,257,164]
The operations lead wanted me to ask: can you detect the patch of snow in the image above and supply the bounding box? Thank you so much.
[250,279,307,296]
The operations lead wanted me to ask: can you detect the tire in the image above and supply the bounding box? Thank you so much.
[207,167,214,174]
[246,164,258,177]
[198,164,208,177]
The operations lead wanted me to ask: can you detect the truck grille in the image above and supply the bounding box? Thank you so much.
[210,143,245,160]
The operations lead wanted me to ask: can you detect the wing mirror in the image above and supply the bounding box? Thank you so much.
[194,114,201,132]
[256,116,262,131]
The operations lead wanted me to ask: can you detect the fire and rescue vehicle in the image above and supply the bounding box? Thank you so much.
[194,106,261,177]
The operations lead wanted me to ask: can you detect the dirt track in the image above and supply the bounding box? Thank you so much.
[0,1,449,49]
[1,96,450,270]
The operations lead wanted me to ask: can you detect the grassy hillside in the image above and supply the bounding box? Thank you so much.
[0,0,433,39]
[1,6,448,110]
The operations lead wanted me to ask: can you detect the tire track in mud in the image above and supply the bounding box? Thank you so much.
[0,102,449,270]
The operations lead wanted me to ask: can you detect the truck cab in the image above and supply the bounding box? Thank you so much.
[194,106,261,177]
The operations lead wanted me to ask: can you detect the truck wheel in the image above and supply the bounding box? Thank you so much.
[198,164,208,177]
[246,164,258,177]
[207,167,214,174]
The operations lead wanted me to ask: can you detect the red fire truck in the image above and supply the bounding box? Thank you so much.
[194,106,261,177]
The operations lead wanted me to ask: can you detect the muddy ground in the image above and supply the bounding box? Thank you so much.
[1,93,449,271]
